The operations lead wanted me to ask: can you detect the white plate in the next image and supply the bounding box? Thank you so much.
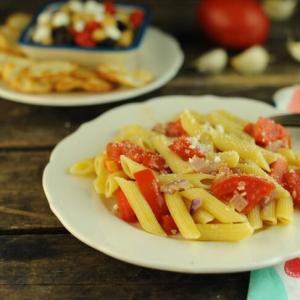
[43,95,300,273]
[0,27,183,107]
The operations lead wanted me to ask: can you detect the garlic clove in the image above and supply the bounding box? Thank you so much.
[231,46,270,75]
[262,0,297,21]
[287,40,300,62]
[194,48,228,74]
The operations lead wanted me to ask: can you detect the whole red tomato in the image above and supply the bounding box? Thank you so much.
[197,0,270,49]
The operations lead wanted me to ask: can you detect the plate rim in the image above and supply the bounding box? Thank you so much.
[43,95,300,273]
[0,27,184,107]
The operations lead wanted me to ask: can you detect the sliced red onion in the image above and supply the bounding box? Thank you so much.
[189,156,223,174]
[190,198,202,214]
[230,193,248,212]
[261,191,275,207]
[152,123,165,134]
[266,140,284,152]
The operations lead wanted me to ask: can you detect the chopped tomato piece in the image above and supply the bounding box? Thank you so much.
[74,32,96,47]
[85,21,102,33]
[165,120,187,137]
[244,117,291,149]
[211,175,275,214]
[134,169,168,221]
[282,169,300,209]
[270,157,288,184]
[104,0,116,15]
[161,214,178,235]
[106,140,167,172]
[130,10,145,28]
[115,188,137,223]
[169,137,206,161]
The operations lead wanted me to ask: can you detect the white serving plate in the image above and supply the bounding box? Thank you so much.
[43,95,300,273]
[0,27,183,107]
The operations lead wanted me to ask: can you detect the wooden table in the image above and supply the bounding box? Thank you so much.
[1,1,300,299]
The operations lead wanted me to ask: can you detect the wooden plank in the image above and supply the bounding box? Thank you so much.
[0,150,61,230]
[0,234,249,299]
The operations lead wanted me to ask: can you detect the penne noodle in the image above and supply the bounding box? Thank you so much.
[165,192,201,239]
[70,158,96,176]
[193,209,215,224]
[247,206,263,230]
[278,148,297,165]
[211,130,270,171]
[197,223,254,242]
[116,177,166,237]
[276,197,294,225]
[120,155,146,179]
[215,110,249,128]
[104,171,126,198]
[261,201,277,225]
[181,188,246,223]
[207,151,239,168]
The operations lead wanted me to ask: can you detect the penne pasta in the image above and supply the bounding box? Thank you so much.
[278,148,297,165]
[261,201,277,225]
[104,171,126,198]
[210,130,270,171]
[197,223,254,241]
[276,197,294,225]
[215,110,249,128]
[70,158,96,176]
[207,151,239,168]
[120,155,146,179]
[193,209,215,224]
[115,177,166,237]
[247,206,263,230]
[181,188,246,223]
[165,192,201,239]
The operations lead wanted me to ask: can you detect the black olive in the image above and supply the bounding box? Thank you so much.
[99,38,116,47]
[117,20,127,32]
[52,26,73,45]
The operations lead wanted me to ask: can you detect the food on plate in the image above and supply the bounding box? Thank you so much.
[31,0,145,48]
[0,11,153,94]
[70,109,300,242]
[197,0,270,49]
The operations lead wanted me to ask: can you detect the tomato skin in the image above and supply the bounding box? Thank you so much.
[134,169,168,221]
[74,32,96,47]
[104,0,117,15]
[211,175,275,214]
[165,120,186,137]
[244,118,291,149]
[161,215,178,235]
[197,0,269,49]
[282,170,300,209]
[115,188,137,223]
[169,137,205,161]
[130,10,144,28]
[270,157,288,184]
[106,141,167,172]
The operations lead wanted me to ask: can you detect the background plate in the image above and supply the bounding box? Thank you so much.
[43,95,300,273]
[0,27,183,107]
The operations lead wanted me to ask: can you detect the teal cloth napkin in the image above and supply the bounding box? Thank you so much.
[248,260,300,300]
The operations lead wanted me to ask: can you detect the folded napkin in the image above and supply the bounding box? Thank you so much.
[248,259,300,300]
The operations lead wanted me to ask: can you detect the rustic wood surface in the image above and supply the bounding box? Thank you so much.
[0,0,299,299]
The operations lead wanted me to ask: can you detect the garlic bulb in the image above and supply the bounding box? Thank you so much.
[194,48,228,74]
[287,40,300,62]
[231,46,270,75]
[262,0,297,21]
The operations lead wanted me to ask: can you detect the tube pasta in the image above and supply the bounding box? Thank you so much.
[115,177,166,237]
[278,148,297,165]
[207,151,239,168]
[215,110,249,127]
[247,206,263,230]
[165,192,201,239]
[210,130,270,171]
[180,109,204,137]
[197,223,254,241]
[104,171,126,198]
[70,158,95,176]
[181,188,246,223]
[120,155,146,179]
[151,134,193,174]
[261,201,277,225]
[276,197,294,224]
[158,173,214,189]
[193,209,215,224]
